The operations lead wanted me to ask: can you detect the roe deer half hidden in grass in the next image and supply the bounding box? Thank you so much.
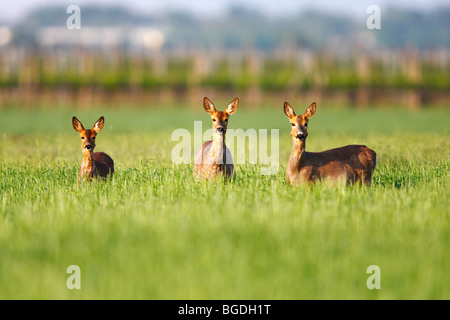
[72,116,114,181]
[194,97,239,180]
[284,102,377,186]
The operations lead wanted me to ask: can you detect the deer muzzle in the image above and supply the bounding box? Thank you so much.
[296,132,307,140]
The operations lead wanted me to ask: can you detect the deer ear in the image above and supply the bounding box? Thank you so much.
[203,97,216,115]
[225,98,239,115]
[284,102,296,119]
[72,117,84,133]
[303,102,316,120]
[92,116,104,133]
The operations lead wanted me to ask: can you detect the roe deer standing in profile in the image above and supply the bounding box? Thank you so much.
[194,97,239,180]
[284,102,377,186]
[72,116,114,181]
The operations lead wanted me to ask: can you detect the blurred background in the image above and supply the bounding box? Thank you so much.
[0,0,448,109]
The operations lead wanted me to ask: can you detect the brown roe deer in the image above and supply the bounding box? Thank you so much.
[284,102,377,186]
[72,116,114,181]
[194,97,239,179]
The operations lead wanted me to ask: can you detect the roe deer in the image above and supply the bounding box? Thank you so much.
[284,102,377,186]
[194,97,239,179]
[72,116,114,181]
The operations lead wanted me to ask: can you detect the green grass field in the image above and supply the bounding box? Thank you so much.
[0,104,449,299]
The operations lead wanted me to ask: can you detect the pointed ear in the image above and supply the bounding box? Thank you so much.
[203,97,216,115]
[92,116,104,133]
[72,117,84,133]
[284,102,296,119]
[225,98,239,115]
[303,102,316,120]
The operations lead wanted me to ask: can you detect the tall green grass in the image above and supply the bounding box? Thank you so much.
[0,106,448,299]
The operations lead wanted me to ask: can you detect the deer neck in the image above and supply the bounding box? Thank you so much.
[81,150,96,176]
[287,138,306,175]
[211,132,226,165]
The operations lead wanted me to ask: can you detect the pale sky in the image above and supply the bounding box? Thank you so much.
[0,0,448,23]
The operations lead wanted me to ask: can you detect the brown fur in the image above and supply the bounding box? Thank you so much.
[194,97,238,180]
[194,141,234,179]
[284,102,377,186]
[73,116,114,181]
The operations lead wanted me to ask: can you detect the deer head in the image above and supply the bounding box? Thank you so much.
[72,116,105,153]
[203,97,239,136]
[284,102,316,143]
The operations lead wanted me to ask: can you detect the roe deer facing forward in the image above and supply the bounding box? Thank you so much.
[72,116,114,181]
[284,102,377,186]
[194,97,239,180]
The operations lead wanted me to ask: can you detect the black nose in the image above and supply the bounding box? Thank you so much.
[217,127,225,133]
[296,133,307,140]
[85,145,92,150]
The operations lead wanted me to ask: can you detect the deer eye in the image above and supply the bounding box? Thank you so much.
[225,119,228,122]
[291,123,295,127]
[212,119,216,122]
[81,137,85,140]
[92,137,96,140]
[304,123,308,127]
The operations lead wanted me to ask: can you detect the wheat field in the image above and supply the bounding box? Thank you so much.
[0,105,448,299]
